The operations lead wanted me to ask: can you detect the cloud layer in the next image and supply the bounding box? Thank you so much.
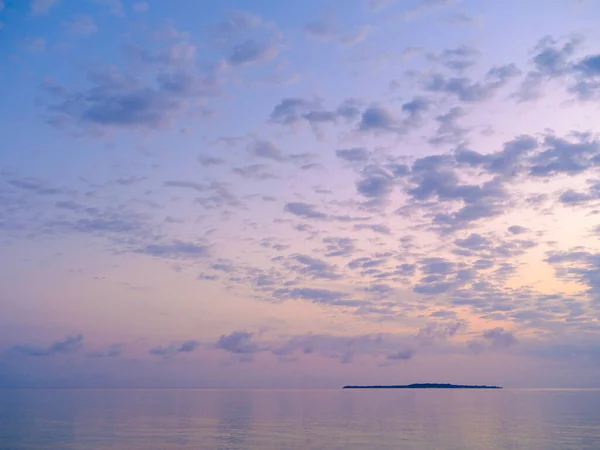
[1,0,600,388]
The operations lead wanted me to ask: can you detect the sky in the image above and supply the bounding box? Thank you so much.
[1,0,600,389]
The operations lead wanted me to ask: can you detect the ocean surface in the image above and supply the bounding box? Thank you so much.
[1,388,599,449]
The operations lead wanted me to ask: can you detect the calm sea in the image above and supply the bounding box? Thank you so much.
[1,388,599,449]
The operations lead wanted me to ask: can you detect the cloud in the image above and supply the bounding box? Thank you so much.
[336,147,371,162]
[558,185,600,205]
[323,237,356,257]
[268,98,361,131]
[424,64,521,103]
[304,15,337,39]
[403,0,460,21]
[198,155,225,166]
[30,0,58,15]
[43,50,219,131]
[341,25,371,46]
[401,96,430,126]
[386,349,414,360]
[133,2,148,12]
[520,36,580,95]
[446,12,481,26]
[355,164,397,204]
[427,45,480,72]
[348,256,387,270]
[9,12,600,388]
[163,179,209,192]
[233,164,277,180]
[366,0,395,12]
[124,40,198,68]
[137,241,210,259]
[289,254,341,280]
[529,135,599,177]
[456,135,539,177]
[155,325,468,366]
[208,11,282,67]
[546,250,600,296]
[455,233,490,250]
[284,202,328,220]
[359,106,400,133]
[353,223,391,234]
[164,180,241,208]
[416,322,462,344]
[25,37,46,53]
[72,218,141,234]
[533,35,581,76]
[229,40,278,66]
[396,139,564,232]
[304,14,370,46]
[274,288,365,307]
[149,340,200,357]
[62,14,98,38]
[408,154,502,204]
[270,98,321,125]
[93,0,124,17]
[515,35,600,101]
[272,332,417,364]
[468,327,518,353]
[215,331,260,354]
[8,178,62,195]
[507,225,529,235]
[572,54,600,99]
[428,106,467,145]
[178,340,200,352]
[11,334,83,357]
[248,140,285,161]
[411,257,479,295]
[86,344,123,358]
[483,327,518,348]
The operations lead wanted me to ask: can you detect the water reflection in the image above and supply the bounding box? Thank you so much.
[215,390,254,449]
[0,388,599,449]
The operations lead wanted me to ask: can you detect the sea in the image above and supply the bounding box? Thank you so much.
[1,388,599,449]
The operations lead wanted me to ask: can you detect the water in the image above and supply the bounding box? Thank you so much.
[1,388,599,449]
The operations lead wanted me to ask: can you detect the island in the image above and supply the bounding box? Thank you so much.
[343,383,502,389]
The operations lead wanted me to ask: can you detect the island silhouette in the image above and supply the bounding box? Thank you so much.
[343,383,502,389]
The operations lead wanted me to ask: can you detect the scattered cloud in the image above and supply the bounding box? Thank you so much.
[215,331,261,354]
[132,1,148,12]
[5,2,600,388]
[30,0,58,16]
[86,344,123,358]
[423,64,521,103]
[336,147,371,162]
[93,0,124,17]
[62,14,98,38]
[284,202,328,220]
[403,0,459,21]
[25,37,46,53]
[469,327,518,353]
[11,334,83,357]
[137,241,210,259]
[207,11,282,67]
[427,45,480,72]
[366,0,395,12]
[274,287,364,307]
[304,14,371,46]
[515,35,600,102]
[43,65,219,131]
[149,340,200,357]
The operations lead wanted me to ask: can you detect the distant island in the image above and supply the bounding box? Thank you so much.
[343,383,502,389]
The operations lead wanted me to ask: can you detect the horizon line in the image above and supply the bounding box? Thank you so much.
[2,386,600,390]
